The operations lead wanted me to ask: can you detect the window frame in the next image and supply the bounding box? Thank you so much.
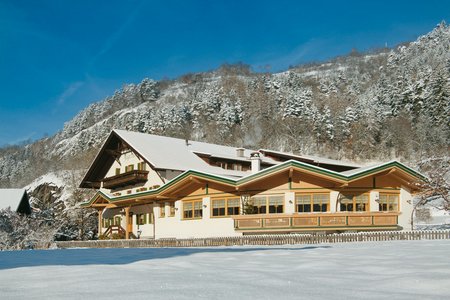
[137,162,146,171]
[159,203,166,218]
[211,197,240,218]
[339,193,370,212]
[295,193,330,213]
[136,213,147,225]
[378,193,399,212]
[249,194,284,214]
[182,199,203,220]
[168,202,176,217]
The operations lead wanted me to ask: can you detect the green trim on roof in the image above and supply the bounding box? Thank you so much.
[346,161,427,182]
[81,159,426,207]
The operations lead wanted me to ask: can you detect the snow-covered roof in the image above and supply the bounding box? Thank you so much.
[0,189,27,212]
[340,160,427,180]
[81,129,364,188]
[113,130,251,178]
[340,162,388,176]
[258,149,360,168]
[299,154,361,168]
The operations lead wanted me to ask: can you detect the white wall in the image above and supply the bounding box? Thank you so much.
[154,197,241,239]
[399,187,413,230]
[329,191,339,213]
[130,204,155,238]
[285,192,295,214]
[370,191,379,212]
[100,150,164,194]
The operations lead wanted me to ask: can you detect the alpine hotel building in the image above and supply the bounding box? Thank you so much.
[81,130,425,239]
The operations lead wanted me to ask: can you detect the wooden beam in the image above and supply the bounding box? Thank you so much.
[189,176,203,184]
[97,208,103,237]
[125,207,130,240]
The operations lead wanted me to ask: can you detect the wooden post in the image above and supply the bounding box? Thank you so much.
[98,208,103,237]
[125,207,130,240]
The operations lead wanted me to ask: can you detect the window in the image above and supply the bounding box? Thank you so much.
[103,218,112,227]
[115,168,120,175]
[233,164,242,171]
[183,200,203,219]
[296,193,329,213]
[227,198,240,215]
[253,196,267,214]
[136,213,147,225]
[212,199,226,216]
[137,162,146,171]
[159,203,165,218]
[212,198,240,217]
[103,216,122,227]
[268,195,284,213]
[125,164,134,172]
[169,202,176,217]
[216,161,228,169]
[379,194,399,211]
[340,194,369,212]
[147,213,154,224]
[250,195,284,214]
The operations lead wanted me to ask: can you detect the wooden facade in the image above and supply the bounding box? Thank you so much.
[80,130,425,239]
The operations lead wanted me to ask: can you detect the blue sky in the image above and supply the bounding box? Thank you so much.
[0,0,449,146]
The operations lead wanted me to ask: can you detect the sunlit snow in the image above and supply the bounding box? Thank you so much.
[0,240,449,299]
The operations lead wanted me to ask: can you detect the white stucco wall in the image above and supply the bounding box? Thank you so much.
[399,187,413,231]
[154,197,241,239]
[101,150,164,194]
[285,192,295,214]
[130,204,155,238]
[329,191,339,213]
[370,191,379,212]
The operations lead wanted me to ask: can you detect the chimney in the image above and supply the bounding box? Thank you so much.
[250,152,261,174]
[236,148,245,157]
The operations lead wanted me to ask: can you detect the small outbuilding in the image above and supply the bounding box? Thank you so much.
[0,189,32,215]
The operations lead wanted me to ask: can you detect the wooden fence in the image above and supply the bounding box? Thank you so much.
[55,230,450,249]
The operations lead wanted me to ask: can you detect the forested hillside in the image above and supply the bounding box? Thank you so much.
[1,23,448,190]
[0,22,449,249]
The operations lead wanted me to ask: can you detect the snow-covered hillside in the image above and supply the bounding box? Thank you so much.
[0,23,448,248]
[1,23,449,189]
[0,240,449,299]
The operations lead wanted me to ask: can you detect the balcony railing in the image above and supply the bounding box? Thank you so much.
[232,212,400,232]
[102,170,149,189]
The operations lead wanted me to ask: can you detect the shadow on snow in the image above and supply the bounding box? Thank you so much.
[0,245,331,270]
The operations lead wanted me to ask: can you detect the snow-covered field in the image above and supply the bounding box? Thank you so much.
[0,240,449,299]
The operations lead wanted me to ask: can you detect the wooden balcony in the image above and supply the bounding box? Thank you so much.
[102,170,149,189]
[232,212,400,233]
